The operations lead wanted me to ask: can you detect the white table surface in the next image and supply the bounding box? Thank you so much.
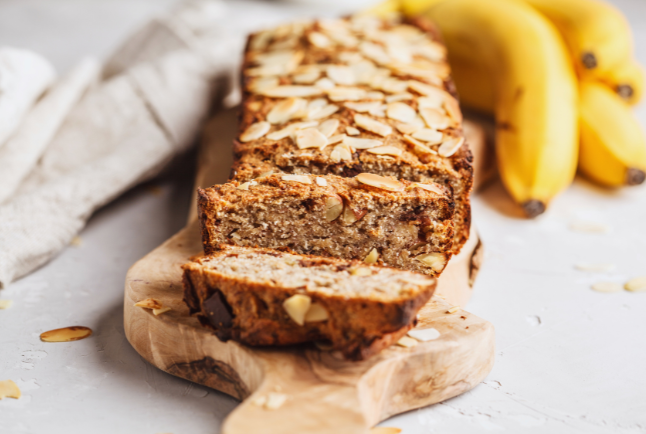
[1,1,646,433]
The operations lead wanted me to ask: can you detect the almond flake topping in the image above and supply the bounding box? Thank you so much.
[419,107,451,130]
[315,177,328,186]
[325,196,343,221]
[261,85,323,98]
[327,87,367,101]
[307,104,340,120]
[370,427,402,434]
[327,65,356,86]
[293,71,320,84]
[356,173,404,191]
[308,31,332,48]
[353,114,392,137]
[346,126,360,136]
[418,95,444,109]
[327,134,346,145]
[237,181,257,191]
[240,121,270,142]
[412,183,444,195]
[366,91,385,100]
[360,41,391,65]
[281,174,312,185]
[296,127,328,149]
[330,143,353,162]
[343,136,383,149]
[395,122,422,135]
[344,101,383,113]
[267,98,306,124]
[248,77,279,93]
[387,102,416,123]
[367,145,402,157]
[444,96,463,123]
[403,134,436,154]
[412,128,443,144]
[408,80,446,99]
[317,119,339,138]
[438,136,465,157]
[386,93,413,103]
[267,121,318,140]
[314,77,335,89]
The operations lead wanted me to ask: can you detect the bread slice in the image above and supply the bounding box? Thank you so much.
[182,245,437,360]
[198,173,454,277]
[231,15,472,255]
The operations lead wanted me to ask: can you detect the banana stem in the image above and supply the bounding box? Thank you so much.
[626,168,646,186]
[522,200,546,218]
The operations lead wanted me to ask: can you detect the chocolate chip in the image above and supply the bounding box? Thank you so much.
[203,289,234,329]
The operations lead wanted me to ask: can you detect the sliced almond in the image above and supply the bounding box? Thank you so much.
[345,101,383,113]
[403,134,437,155]
[135,298,163,310]
[267,98,306,124]
[153,307,172,316]
[419,108,451,130]
[314,77,335,89]
[296,128,328,149]
[343,136,383,149]
[385,93,413,103]
[316,177,328,187]
[418,95,444,109]
[412,128,443,144]
[387,102,416,123]
[260,86,323,98]
[360,41,391,65]
[395,122,422,135]
[353,114,392,137]
[370,428,402,434]
[248,77,279,94]
[0,380,21,400]
[330,144,353,162]
[281,174,312,184]
[0,300,13,310]
[327,87,367,102]
[356,173,404,191]
[293,71,320,84]
[307,104,340,120]
[246,64,287,77]
[40,326,93,343]
[327,65,356,86]
[308,31,332,48]
[325,196,344,221]
[408,328,440,342]
[624,276,646,292]
[446,306,460,314]
[237,181,257,191]
[413,183,444,195]
[346,126,360,136]
[366,91,386,100]
[444,96,463,123]
[283,294,312,326]
[304,303,329,322]
[249,30,273,51]
[591,282,622,292]
[317,119,339,138]
[415,252,446,272]
[240,121,270,142]
[408,80,445,99]
[569,221,612,234]
[327,134,346,146]
[396,336,418,348]
[340,205,366,225]
[265,392,288,410]
[367,145,402,157]
[438,137,465,157]
[415,41,446,62]
[364,248,379,264]
[350,267,373,277]
[380,78,408,94]
[267,121,318,140]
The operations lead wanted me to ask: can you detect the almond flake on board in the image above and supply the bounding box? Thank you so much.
[265,392,288,410]
[283,294,312,326]
[40,326,93,342]
[446,306,460,314]
[624,277,646,292]
[240,121,271,142]
[396,336,418,348]
[281,174,312,185]
[569,221,612,234]
[591,282,622,293]
[135,298,163,310]
[0,380,21,400]
[153,307,172,316]
[356,173,404,192]
[408,328,441,342]
[438,137,465,157]
[367,145,402,157]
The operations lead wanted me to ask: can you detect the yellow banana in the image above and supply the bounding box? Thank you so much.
[598,57,645,105]
[400,0,442,15]
[447,55,495,115]
[425,0,579,217]
[360,0,402,18]
[579,80,646,187]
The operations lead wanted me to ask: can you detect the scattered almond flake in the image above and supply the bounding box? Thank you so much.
[135,298,163,310]
[416,252,446,272]
[249,30,273,51]
[379,78,408,94]
[0,380,21,400]
[419,108,451,130]
[240,121,270,142]
[386,43,413,64]
[308,31,332,48]
[395,122,422,135]
[307,104,340,120]
[343,136,383,149]
[237,181,257,191]
[314,340,335,351]
[446,306,460,314]
[265,392,288,410]
[296,127,328,149]
[252,394,267,407]
[350,267,373,277]
[394,63,447,84]
[281,174,313,185]
[267,121,318,140]
[412,128,443,144]
[591,282,622,293]
[367,145,402,157]
[340,51,365,64]
[625,276,646,292]
[344,101,382,113]
[267,98,306,124]
[366,91,385,100]
[415,41,446,62]
[569,221,612,234]
[260,85,322,98]
[370,427,402,434]
[253,49,302,68]
[247,101,262,112]
[40,326,93,342]
[327,65,356,86]
[153,307,172,316]
[327,87,367,102]
[292,71,320,84]
[438,137,465,157]
[314,77,335,89]
[283,294,311,326]
[304,303,329,322]
[360,41,391,65]
[403,134,437,155]
[248,77,279,94]
[408,328,441,342]
[327,134,346,146]
[246,64,287,77]
[396,336,418,348]
[444,96,463,123]
[413,183,443,194]
[346,126,360,136]
[408,80,446,99]
[364,248,379,264]
[378,155,395,160]
[387,102,416,123]
[70,235,83,247]
[418,95,444,109]
[369,105,387,118]
[0,300,13,310]
[354,114,392,137]
[385,93,413,103]
[316,119,339,138]
[356,173,404,191]
[574,263,616,273]
[315,177,328,187]
[330,143,353,162]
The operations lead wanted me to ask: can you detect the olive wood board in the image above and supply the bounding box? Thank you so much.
[123,109,495,433]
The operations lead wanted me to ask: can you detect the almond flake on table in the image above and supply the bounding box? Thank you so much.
[408,328,441,342]
[569,221,612,234]
[574,263,616,273]
[40,326,93,342]
[396,336,418,348]
[0,380,21,400]
[370,428,402,434]
[591,282,622,293]
[446,306,460,314]
[0,300,13,309]
[624,276,646,292]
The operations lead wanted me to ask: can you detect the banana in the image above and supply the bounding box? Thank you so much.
[360,0,402,18]
[579,80,646,187]
[599,57,645,105]
[447,55,495,115]
[400,0,443,16]
[425,0,579,217]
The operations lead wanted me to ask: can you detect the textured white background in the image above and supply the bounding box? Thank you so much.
[1,0,646,433]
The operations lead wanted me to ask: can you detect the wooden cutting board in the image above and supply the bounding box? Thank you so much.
[124,109,495,434]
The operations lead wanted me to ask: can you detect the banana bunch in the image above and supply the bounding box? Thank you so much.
[388,0,646,217]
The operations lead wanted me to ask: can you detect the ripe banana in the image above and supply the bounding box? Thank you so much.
[425,0,579,217]
[518,0,632,78]
[448,55,495,115]
[579,80,646,187]
[599,57,645,105]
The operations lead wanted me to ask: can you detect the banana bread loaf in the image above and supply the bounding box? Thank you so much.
[230,14,473,254]
[198,173,455,276]
[182,245,437,360]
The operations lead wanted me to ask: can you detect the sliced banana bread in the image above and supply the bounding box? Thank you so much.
[198,173,454,276]
[182,245,437,360]
[231,15,473,255]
